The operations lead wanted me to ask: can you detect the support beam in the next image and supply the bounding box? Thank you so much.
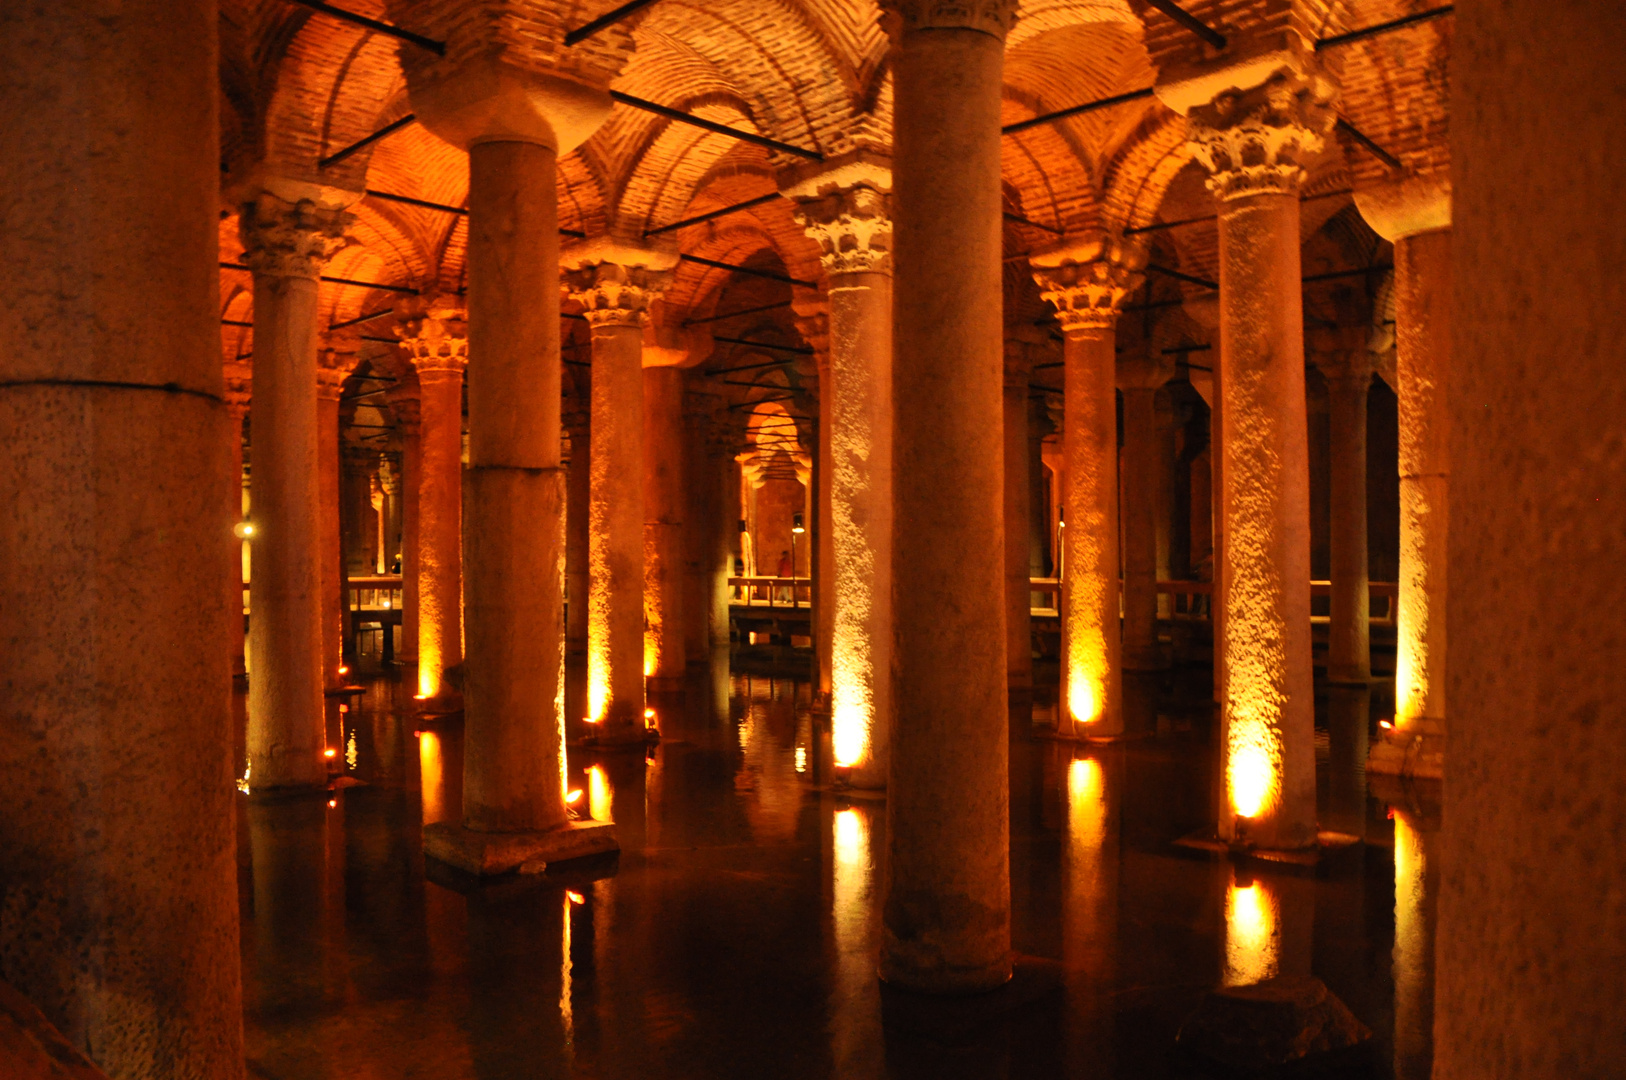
[1316,5,1454,50]
[711,335,813,354]
[683,299,795,326]
[644,192,780,236]
[610,91,823,160]
[680,253,817,287]
[1144,0,1227,48]
[328,307,394,331]
[1336,117,1404,170]
[1001,87,1156,136]
[283,0,444,54]
[318,113,417,169]
[564,0,661,46]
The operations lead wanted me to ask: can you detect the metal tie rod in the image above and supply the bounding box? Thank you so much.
[680,254,816,289]
[611,91,823,161]
[1002,87,1155,136]
[645,192,781,236]
[319,114,416,169]
[219,263,419,295]
[282,0,445,55]
[1143,0,1226,48]
[1317,6,1454,50]
[565,0,662,45]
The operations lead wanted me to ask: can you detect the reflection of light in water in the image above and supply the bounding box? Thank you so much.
[738,712,755,752]
[794,746,807,774]
[588,765,611,823]
[345,730,358,770]
[419,729,445,824]
[831,807,874,1071]
[833,809,871,958]
[1224,875,1279,986]
[1068,757,1104,840]
[560,891,573,1051]
[1393,812,1433,1079]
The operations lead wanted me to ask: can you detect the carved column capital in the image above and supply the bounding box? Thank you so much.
[378,455,402,496]
[223,360,252,416]
[1186,69,1338,201]
[563,242,678,329]
[317,339,361,400]
[785,158,893,277]
[1354,172,1451,242]
[238,192,353,280]
[1030,233,1146,332]
[881,0,1019,40]
[396,299,469,380]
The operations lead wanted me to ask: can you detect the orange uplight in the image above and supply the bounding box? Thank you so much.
[338,665,349,675]
[1229,745,1272,819]
[583,715,598,724]
[413,693,428,700]
[1379,719,1394,730]
[644,708,655,720]
[324,748,337,759]
[566,789,582,804]
[566,890,585,905]
[338,704,348,714]
[327,799,337,809]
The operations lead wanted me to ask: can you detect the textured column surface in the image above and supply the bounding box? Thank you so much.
[1358,176,1452,776]
[1032,235,1144,736]
[1436,4,1625,1073]
[1119,354,1174,673]
[567,250,674,739]
[790,168,894,787]
[0,0,244,1073]
[397,308,466,704]
[242,193,350,787]
[1315,344,1374,685]
[881,0,1015,994]
[387,385,422,663]
[644,364,688,688]
[1175,66,1334,849]
[1003,341,1034,704]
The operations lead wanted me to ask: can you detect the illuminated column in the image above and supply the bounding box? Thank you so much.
[316,343,354,688]
[386,382,421,663]
[1003,339,1035,705]
[241,190,352,787]
[792,299,835,709]
[1356,175,1451,778]
[1164,62,1335,848]
[1314,342,1376,684]
[401,42,628,872]
[1031,234,1145,736]
[1391,801,1439,1080]
[881,0,1016,994]
[565,244,675,740]
[396,304,466,706]
[379,455,402,572]
[564,413,590,730]
[644,362,687,689]
[370,471,387,573]
[1118,351,1175,671]
[1184,296,1224,703]
[225,366,251,677]
[788,161,894,786]
[0,0,242,1070]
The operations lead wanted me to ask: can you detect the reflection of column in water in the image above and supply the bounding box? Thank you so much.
[1324,685,1370,839]
[419,729,446,825]
[1224,873,1279,986]
[464,882,569,1078]
[1064,753,1118,1074]
[587,764,612,823]
[708,646,731,728]
[1392,809,1437,1080]
[247,795,339,1014]
[831,806,882,1075]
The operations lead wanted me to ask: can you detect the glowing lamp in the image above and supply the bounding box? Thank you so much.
[233,521,255,539]
[566,789,582,804]
[324,748,337,759]
[338,704,348,714]
[338,665,349,675]
[1378,719,1394,730]
[413,693,427,700]
[381,598,391,609]
[791,512,805,535]
[644,708,655,720]
[566,890,585,905]
[327,799,337,809]
[1229,745,1272,819]
[583,715,598,724]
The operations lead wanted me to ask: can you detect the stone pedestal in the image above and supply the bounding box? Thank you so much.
[788,161,895,787]
[881,0,1017,995]
[0,2,244,1072]
[1032,234,1145,737]
[1356,175,1451,778]
[1165,61,1335,849]
[1118,352,1175,672]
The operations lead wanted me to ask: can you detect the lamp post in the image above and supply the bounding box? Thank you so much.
[791,511,806,605]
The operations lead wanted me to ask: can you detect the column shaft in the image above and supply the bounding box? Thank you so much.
[1003,355,1033,703]
[318,385,343,686]
[1121,386,1161,670]
[397,408,421,663]
[0,0,243,1071]
[588,321,646,737]
[565,421,590,730]
[1326,373,1371,683]
[228,401,249,676]
[415,367,464,701]
[816,356,836,706]
[883,9,1012,993]
[644,365,687,687]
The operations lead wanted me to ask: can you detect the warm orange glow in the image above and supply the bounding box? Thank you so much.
[233,521,255,539]
[324,748,337,759]
[338,665,349,676]
[644,708,655,720]
[583,715,598,724]
[413,693,428,701]
[1067,673,1102,728]
[1229,743,1273,819]
[1224,875,1279,986]
[338,704,348,714]
[327,798,337,809]
[566,789,582,804]
[794,746,808,774]
[587,764,611,822]
[419,728,445,824]
[566,890,585,905]
[1379,719,1394,730]
[831,698,868,769]
[834,808,866,869]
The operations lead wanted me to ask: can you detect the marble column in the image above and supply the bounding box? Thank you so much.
[1031,234,1145,736]
[386,382,421,663]
[1165,63,1335,849]
[403,45,627,873]
[881,0,1016,994]
[1313,340,1376,685]
[225,365,252,678]
[241,191,351,788]
[1118,351,1175,671]
[644,363,688,690]
[565,244,675,740]
[788,163,894,787]
[396,304,466,706]
[1003,339,1035,706]
[1356,175,1451,778]
[0,0,242,1071]
[317,343,355,687]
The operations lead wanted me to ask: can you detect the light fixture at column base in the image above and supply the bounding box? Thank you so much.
[423,820,618,877]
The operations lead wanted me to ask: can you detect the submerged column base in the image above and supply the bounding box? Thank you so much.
[1366,726,1444,779]
[423,820,618,876]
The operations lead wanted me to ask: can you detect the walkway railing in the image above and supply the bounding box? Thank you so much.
[729,576,811,609]
[1028,578,1398,627]
[348,574,404,613]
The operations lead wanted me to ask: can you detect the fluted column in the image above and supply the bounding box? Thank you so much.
[1313,338,1376,685]
[1164,62,1335,848]
[881,0,1017,994]
[1031,234,1145,736]
[1003,340,1035,706]
[241,191,351,788]
[316,342,355,688]
[0,1,242,1071]
[1356,175,1451,778]
[644,362,688,689]
[565,245,675,741]
[396,304,467,706]
[386,383,421,663]
[788,162,894,787]
[1118,351,1175,672]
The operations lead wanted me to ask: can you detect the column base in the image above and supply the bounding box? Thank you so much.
[1175,976,1374,1072]
[879,955,1060,1038]
[1366,728,1444,779]
[577,723,658,749]
[423,819,618,877]
[414,691,464,719]
[1173,829,1362,868]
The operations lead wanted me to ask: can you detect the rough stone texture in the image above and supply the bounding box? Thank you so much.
[1003,342,1034,703]
[0,977,111,1079]
[1316,351,1374,686]
[1176,975,1371,1069]
[882,12,1013,996]
[316,344,355,690]
[1437,2,1626,1075]
[423,820,617,877]
[385,383,422,664]
[1118,353,1176,673]
[0,4,244,1076]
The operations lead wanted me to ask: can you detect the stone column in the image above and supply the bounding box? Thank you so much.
[386,382,421,663]
[1184,296,1224,702]
[1356,175,1451,778]
[316,343,354,687]
[396,304,466,705]
[241,191,351,787]
[1003,339,1035,706]
[1163,61,1335,849]
[564,413,590,730]
[1118,351,1175,671]
[0,0,242,1072]
[379,454,402,572]
[880,0,1017,994]
[225,366,252,678]
[401,44,628,873]
[1312,337,1376,685]
[644,362,688,690]
[1031,234,1145,736]
[788,161,895,787]
[565,243,675,740]
[793,300,835,710]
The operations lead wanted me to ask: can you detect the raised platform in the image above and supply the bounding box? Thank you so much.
[424,819,618,877]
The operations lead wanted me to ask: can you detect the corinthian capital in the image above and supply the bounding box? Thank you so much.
[563,240,678,329]
[1186,70,1338,200]
[881,0,1019,39]
[795,184,892,276]
[317,338,361,399]
[395,297,469,378]
[1029,232,1146,332]
[238,193,353,280]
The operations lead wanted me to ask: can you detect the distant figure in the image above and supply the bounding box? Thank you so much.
[776,550,793,603]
